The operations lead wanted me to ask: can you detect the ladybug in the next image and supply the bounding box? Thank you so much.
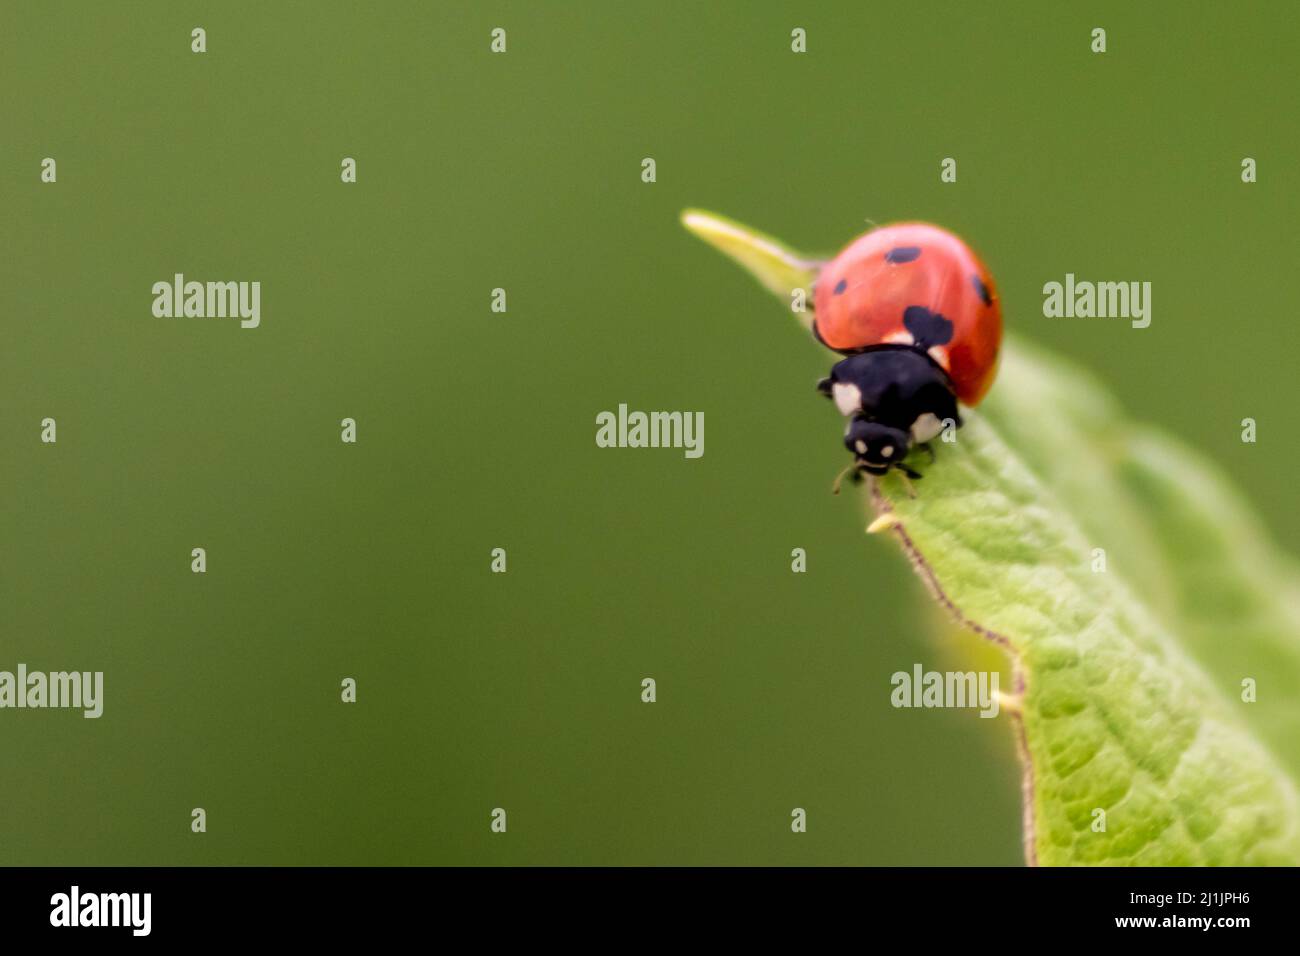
[811,222,1002,486]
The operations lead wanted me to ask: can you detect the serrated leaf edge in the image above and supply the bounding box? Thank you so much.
[867,479,1040,864]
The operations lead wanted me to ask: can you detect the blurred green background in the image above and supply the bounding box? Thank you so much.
[1,1,1295,865]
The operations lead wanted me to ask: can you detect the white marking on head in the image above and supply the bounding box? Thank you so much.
[854,439,867,454]
[881,445,895,458]
[832,382,862,417]
[911,412,943,443]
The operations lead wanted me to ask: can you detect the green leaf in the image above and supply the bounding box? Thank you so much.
[679,210,823,329]
[683,209,1300,865]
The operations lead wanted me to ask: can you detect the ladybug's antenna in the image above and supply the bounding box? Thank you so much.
[893,464,922,499]
[831,462,862,495]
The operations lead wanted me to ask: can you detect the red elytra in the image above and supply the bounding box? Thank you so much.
[812,222,1002,406]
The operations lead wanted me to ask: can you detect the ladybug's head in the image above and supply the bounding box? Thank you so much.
[844,417,910,476]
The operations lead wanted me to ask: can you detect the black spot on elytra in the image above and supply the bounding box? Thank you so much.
[885,246,922,264]
[972,274,992,306]
[903,305,954,349]
[833,278,847,294]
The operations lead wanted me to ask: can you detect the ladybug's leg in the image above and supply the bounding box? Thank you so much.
[918,442,936,464]
[816,376,833,398]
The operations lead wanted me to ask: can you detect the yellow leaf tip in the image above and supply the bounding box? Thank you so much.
[866,513,901,535]
[679,209,728,240]
[996,691,1024,715]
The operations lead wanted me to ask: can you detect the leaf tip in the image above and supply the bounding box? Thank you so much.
[678,208,733,245]
[866,512,901,535]
[995,690,1024,716]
